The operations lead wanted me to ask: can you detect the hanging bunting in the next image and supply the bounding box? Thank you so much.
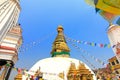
[81,55,96,69]
[11,66,61,79]
[91,42,94,46]
[104,44,107,47]
[107,44,111,48]
[67,40,107,67]
[65,36,111,48]
[19,32,55,53]
[100,44,104,47]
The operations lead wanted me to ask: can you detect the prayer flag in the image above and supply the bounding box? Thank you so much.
[92,43,94,46]
[108,44,111,48]
[100,44,104,47]
[104,44,107,47]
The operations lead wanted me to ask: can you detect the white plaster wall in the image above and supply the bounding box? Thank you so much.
[0,0,20,43]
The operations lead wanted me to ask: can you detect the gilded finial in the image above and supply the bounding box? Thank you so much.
[57,25,63,32]
[51,25,70,57]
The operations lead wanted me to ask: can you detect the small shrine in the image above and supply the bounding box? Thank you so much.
[67,62,93,80]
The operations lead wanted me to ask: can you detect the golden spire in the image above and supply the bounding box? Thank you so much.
[14,74,22,80]
[51,25,70,57]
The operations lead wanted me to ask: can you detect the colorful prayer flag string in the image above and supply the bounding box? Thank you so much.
[65,35,117,48]
[11,66,59,77]
[19,32,55,53]
[66,39,107,67]
[81,54,96,69]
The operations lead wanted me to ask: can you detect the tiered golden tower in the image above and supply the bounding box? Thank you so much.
[51,25,70,57]
[0,0,22,80]
[67,62,93,80]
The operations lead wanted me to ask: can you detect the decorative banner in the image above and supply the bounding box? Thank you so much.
[11,66,59,78]
[5,63,62,77]
[65,36,112,48]
[81,54,96,69]
[67,39,107,67]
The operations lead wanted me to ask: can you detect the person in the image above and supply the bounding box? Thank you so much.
[106,74,111,80]
[101,75,106,80]
[111,74,117,80]
[118,76,120,80]
[35,76,39,80]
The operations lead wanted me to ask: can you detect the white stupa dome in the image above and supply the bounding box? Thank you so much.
[22,57,96,80]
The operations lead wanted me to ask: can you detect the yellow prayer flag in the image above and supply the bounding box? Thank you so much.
[96,0,120,15]
[107,44,111,48]
[92,43,94,46]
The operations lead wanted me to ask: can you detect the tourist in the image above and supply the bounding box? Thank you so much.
[111,74,117,80]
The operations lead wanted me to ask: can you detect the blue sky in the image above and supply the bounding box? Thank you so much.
[9,0,116,79]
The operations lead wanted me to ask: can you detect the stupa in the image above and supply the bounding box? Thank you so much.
[21,25,96,80]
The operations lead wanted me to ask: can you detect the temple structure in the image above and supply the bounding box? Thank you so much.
[20,25,96,80]
[108,56,120,77]
[0,24,22,80]
[0,0,22,80]
[67,62,93,80]
[108,25,120,63]
[0,0,21,43]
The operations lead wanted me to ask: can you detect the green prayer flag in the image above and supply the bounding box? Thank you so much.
[104,44,107,47]
[92,43,94,46]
